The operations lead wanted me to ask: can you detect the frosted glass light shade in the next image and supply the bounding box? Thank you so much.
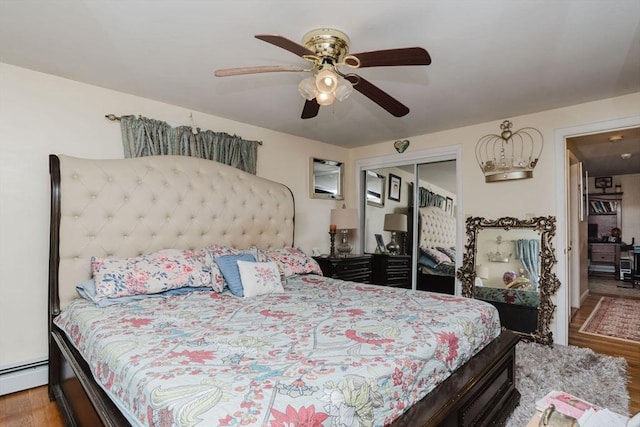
[315,69,338,93]
[316,91,335,106]
[334,77,353,101]
[298,77,318,100]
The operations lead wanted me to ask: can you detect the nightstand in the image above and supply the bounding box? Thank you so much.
[371,254,412,288]
[313,255,372,283]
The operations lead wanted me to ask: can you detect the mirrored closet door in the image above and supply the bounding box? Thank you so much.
[362,159,457,293]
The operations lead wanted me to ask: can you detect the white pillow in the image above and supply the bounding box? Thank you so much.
[237,260,284,298]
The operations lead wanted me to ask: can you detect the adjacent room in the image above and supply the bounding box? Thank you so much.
[0,1,639,426]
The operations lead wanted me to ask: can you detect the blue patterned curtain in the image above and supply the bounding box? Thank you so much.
[516,239,541,291]
[120,115,260,174]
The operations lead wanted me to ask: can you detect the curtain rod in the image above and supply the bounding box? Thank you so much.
[104,114,262,145]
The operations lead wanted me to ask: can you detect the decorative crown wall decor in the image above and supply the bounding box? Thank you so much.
[475,120,543,182]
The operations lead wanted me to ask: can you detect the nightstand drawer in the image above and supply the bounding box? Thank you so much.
[591,244,616,254]
[371,254,412,288]
[313,255,372,284]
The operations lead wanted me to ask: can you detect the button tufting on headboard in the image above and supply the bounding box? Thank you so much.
[52,155,294,309]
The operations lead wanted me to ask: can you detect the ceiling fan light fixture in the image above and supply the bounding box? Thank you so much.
[315,69,338,93]
[298,77,318,100]
[316,91,335,106]
[334,77,353,102]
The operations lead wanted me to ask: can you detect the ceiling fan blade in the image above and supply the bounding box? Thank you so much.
[346,74,410,117]
[214,65,306,77]
[301,99,320,119]
[348,47,431,68]
[255,35,316,58]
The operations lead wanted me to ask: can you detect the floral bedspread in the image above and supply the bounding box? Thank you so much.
[54,275,501,427]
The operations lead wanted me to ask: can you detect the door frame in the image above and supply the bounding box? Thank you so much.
[554,115,640,345]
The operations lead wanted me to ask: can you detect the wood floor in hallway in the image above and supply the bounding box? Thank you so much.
[569,293,640,414]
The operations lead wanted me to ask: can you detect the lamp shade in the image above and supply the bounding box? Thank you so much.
[331,208,358,230]
[383,213,407,232]
[476,264,489,280]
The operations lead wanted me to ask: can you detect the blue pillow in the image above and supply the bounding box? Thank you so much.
[216,253,256,296]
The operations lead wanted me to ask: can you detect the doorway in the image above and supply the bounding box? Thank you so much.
[556,117,640,345]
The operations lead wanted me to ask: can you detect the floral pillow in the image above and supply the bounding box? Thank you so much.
[258,247,323,278]
[237,260,284,298]
[420,246,452,266]
[436,246,456,262]
[92,249,211,301]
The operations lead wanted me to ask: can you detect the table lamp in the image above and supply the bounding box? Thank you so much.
[384,213,407,255]
[330,207,359,257]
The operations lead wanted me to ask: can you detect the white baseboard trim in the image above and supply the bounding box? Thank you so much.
[580,289,591,305]
[0,364,48,396]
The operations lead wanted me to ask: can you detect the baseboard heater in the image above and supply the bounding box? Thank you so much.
[0,359,48,396]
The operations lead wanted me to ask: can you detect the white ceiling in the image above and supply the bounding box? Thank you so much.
[1,1,639,156]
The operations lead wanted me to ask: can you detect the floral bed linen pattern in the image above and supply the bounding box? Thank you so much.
[54,276,501,427]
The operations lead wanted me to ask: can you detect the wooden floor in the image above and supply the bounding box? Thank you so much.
[0,385,63,427]
[569,293,640,414]
[1,293,638,425]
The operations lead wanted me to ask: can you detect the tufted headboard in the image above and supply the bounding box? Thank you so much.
[418,206,456,249]
[49,155,294,312]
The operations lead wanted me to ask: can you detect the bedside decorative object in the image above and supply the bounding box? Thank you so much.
[330,206,359,257]
[475,120,543,182]
[329,225,337,257]
[384,213,407,255]
[374,233,386,254]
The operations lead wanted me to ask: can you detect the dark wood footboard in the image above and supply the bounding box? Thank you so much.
[391,329,520,426]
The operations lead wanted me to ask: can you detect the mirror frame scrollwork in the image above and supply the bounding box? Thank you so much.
[456,216,561,345]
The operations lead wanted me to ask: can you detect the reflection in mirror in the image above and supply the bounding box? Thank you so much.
[366,171,385,207]
[475,228,541,291]
[457,216,560,345]
[310,158,343,200]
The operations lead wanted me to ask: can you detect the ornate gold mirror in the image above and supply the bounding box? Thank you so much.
[457,216,560,345]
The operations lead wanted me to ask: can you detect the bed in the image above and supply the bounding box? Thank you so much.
[48,154,520,426]
[415,206,457,295]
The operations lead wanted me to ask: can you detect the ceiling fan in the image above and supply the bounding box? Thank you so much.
[214,28,431,119]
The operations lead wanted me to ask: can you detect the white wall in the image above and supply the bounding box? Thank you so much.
[0,63,347,373]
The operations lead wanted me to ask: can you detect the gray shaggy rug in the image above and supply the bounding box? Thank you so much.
[506,341,629,426]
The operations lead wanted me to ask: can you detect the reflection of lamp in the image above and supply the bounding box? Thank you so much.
[475,120,543,182]
[476,264,489,280]
[331,207,359,257]
[383,214,407,255]
[475,264,489,287]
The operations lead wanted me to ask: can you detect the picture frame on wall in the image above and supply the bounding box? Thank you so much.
[445,197,453,215]
[388,174,401,202]
[593,176,612,192]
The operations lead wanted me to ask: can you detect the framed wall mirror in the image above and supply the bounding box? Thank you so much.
[310,158,344,200]
[457,216,560,345]
[366,171,385,207]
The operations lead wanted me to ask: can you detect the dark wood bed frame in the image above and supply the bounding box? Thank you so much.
[48,154,520,427]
